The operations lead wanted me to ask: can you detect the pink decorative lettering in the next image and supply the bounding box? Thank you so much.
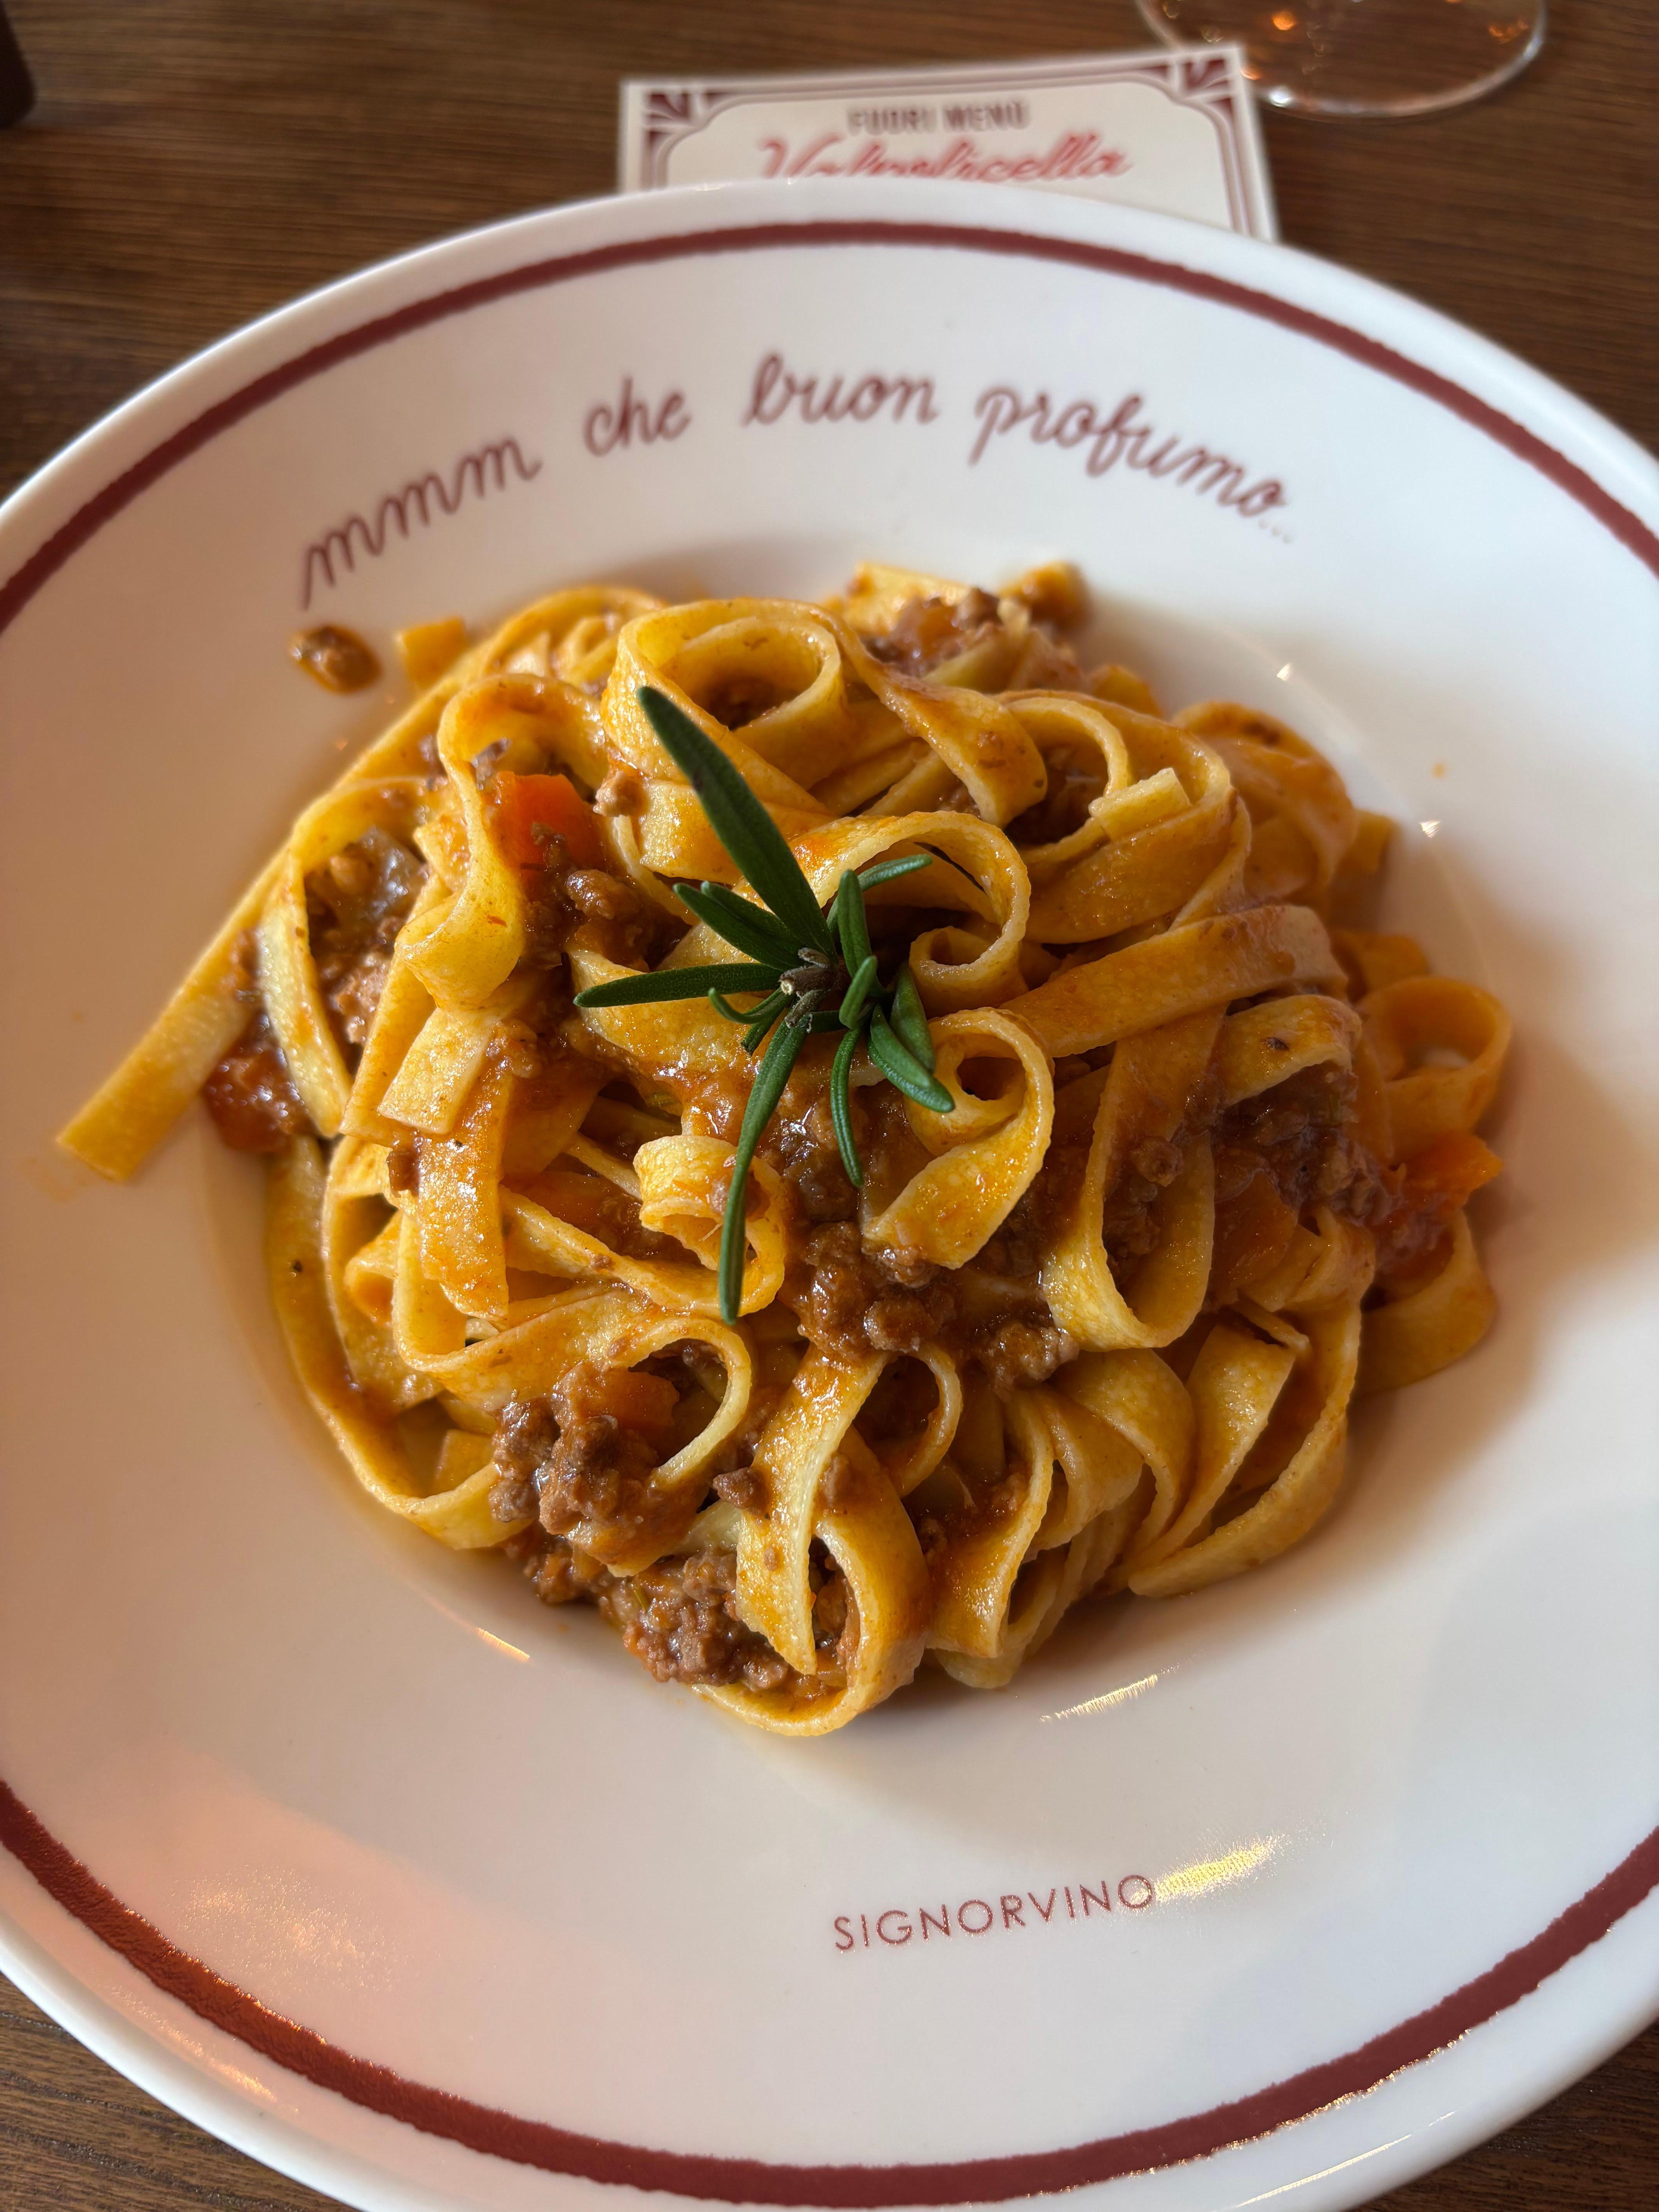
[747,128,1126,187]
[583,376,690,457]
[299,436,542,609]
[970,384,1288,525]
[742,352,941,430]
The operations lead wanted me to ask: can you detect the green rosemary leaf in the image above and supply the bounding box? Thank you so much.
[833,869,874,975]
[674,881,799,966]
[889,965,936,1070]
[697,879,808,958]
[640,687,831,954]
[857,853,933,892]
[829,1025,864,1187]
[839,952,879,1030]
[868,1008,954,1113]
[708,991,751,1023]
[718,1018,807,1323]
[740,990,789,1053]
[575,962,780,1009]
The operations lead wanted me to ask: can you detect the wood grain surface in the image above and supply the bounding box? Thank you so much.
[0,2,1654,2208]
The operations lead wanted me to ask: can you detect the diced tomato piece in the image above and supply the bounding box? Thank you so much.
[560,1363,680,1444]
[1398,1130,1503,1214]
[1372,1130,1502,1288]
[487,771,603,871]
[1210,1172,1300,1307]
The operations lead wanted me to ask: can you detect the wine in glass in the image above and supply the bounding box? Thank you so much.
[1135,0,1546,118]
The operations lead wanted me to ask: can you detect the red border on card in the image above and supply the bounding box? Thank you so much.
[3,217,1656,2201]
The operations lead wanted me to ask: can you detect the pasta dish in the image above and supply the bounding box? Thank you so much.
[61,565,1510,1735]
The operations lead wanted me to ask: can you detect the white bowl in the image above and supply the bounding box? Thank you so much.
[1,178,1656,2212]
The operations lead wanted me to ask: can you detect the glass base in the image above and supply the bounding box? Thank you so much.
[1135,0,1546,118]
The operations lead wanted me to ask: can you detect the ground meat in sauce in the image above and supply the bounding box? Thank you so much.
[974,1190,1063,1284]
[795,1222,946,1354]
[711,1461,769,1512]
[502,1457,852,1698]
[1012,1050,1414,1314]
[201,931,312,1149]
[790,1221,1077,1389]
[490,1374,662,1545]
[503,1528,618,1606]
[971,1314,1080,1394]
[517,828,667,971]
[202,1012,311,1151]
[914,1462,1032,1568]
[809,1562,857,1667]
[761,1059,1079,1385]
[492,1017,542,1082]
[593,764,646,817]
[763,1087,861,1224]
[289,624,380,692]
[1369,1180,1459,1290]
[861,589,1002,676]
[600,1547,855,1695]
[1214,1062,1384,1222]
[1212,1061,1431,1294]
[754,989,1447,1395]
[1004,1135,1168,1283]
[306,827,425,1050]
[598,1549,796,1692]
[702,1381,785,1512]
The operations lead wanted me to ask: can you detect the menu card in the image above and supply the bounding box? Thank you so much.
[620,48,1276,242]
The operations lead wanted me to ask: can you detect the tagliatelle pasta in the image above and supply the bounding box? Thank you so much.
[61,563,1510,1735]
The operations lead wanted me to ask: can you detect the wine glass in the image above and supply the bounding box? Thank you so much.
[1135,0,1546,119]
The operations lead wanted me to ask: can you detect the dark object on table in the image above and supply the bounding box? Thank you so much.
[0,3,33,126]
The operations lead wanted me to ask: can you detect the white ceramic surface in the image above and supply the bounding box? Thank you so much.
[1,180,1656,2212]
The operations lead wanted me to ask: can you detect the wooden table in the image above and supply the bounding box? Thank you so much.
[0,2,1653,2207]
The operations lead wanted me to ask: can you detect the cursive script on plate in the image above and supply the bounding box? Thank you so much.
[742,351,943,429]
[971,386,1286,520]
[583,376,691,456]
[300,438,543,608]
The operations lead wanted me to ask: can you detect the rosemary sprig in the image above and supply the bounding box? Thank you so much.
[644,688,832,957]
[580,961,780,1007]
[572,685,953,1320]
[717,1017,807,1324]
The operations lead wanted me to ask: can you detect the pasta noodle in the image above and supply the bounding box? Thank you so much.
[62,565,1510,1734]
